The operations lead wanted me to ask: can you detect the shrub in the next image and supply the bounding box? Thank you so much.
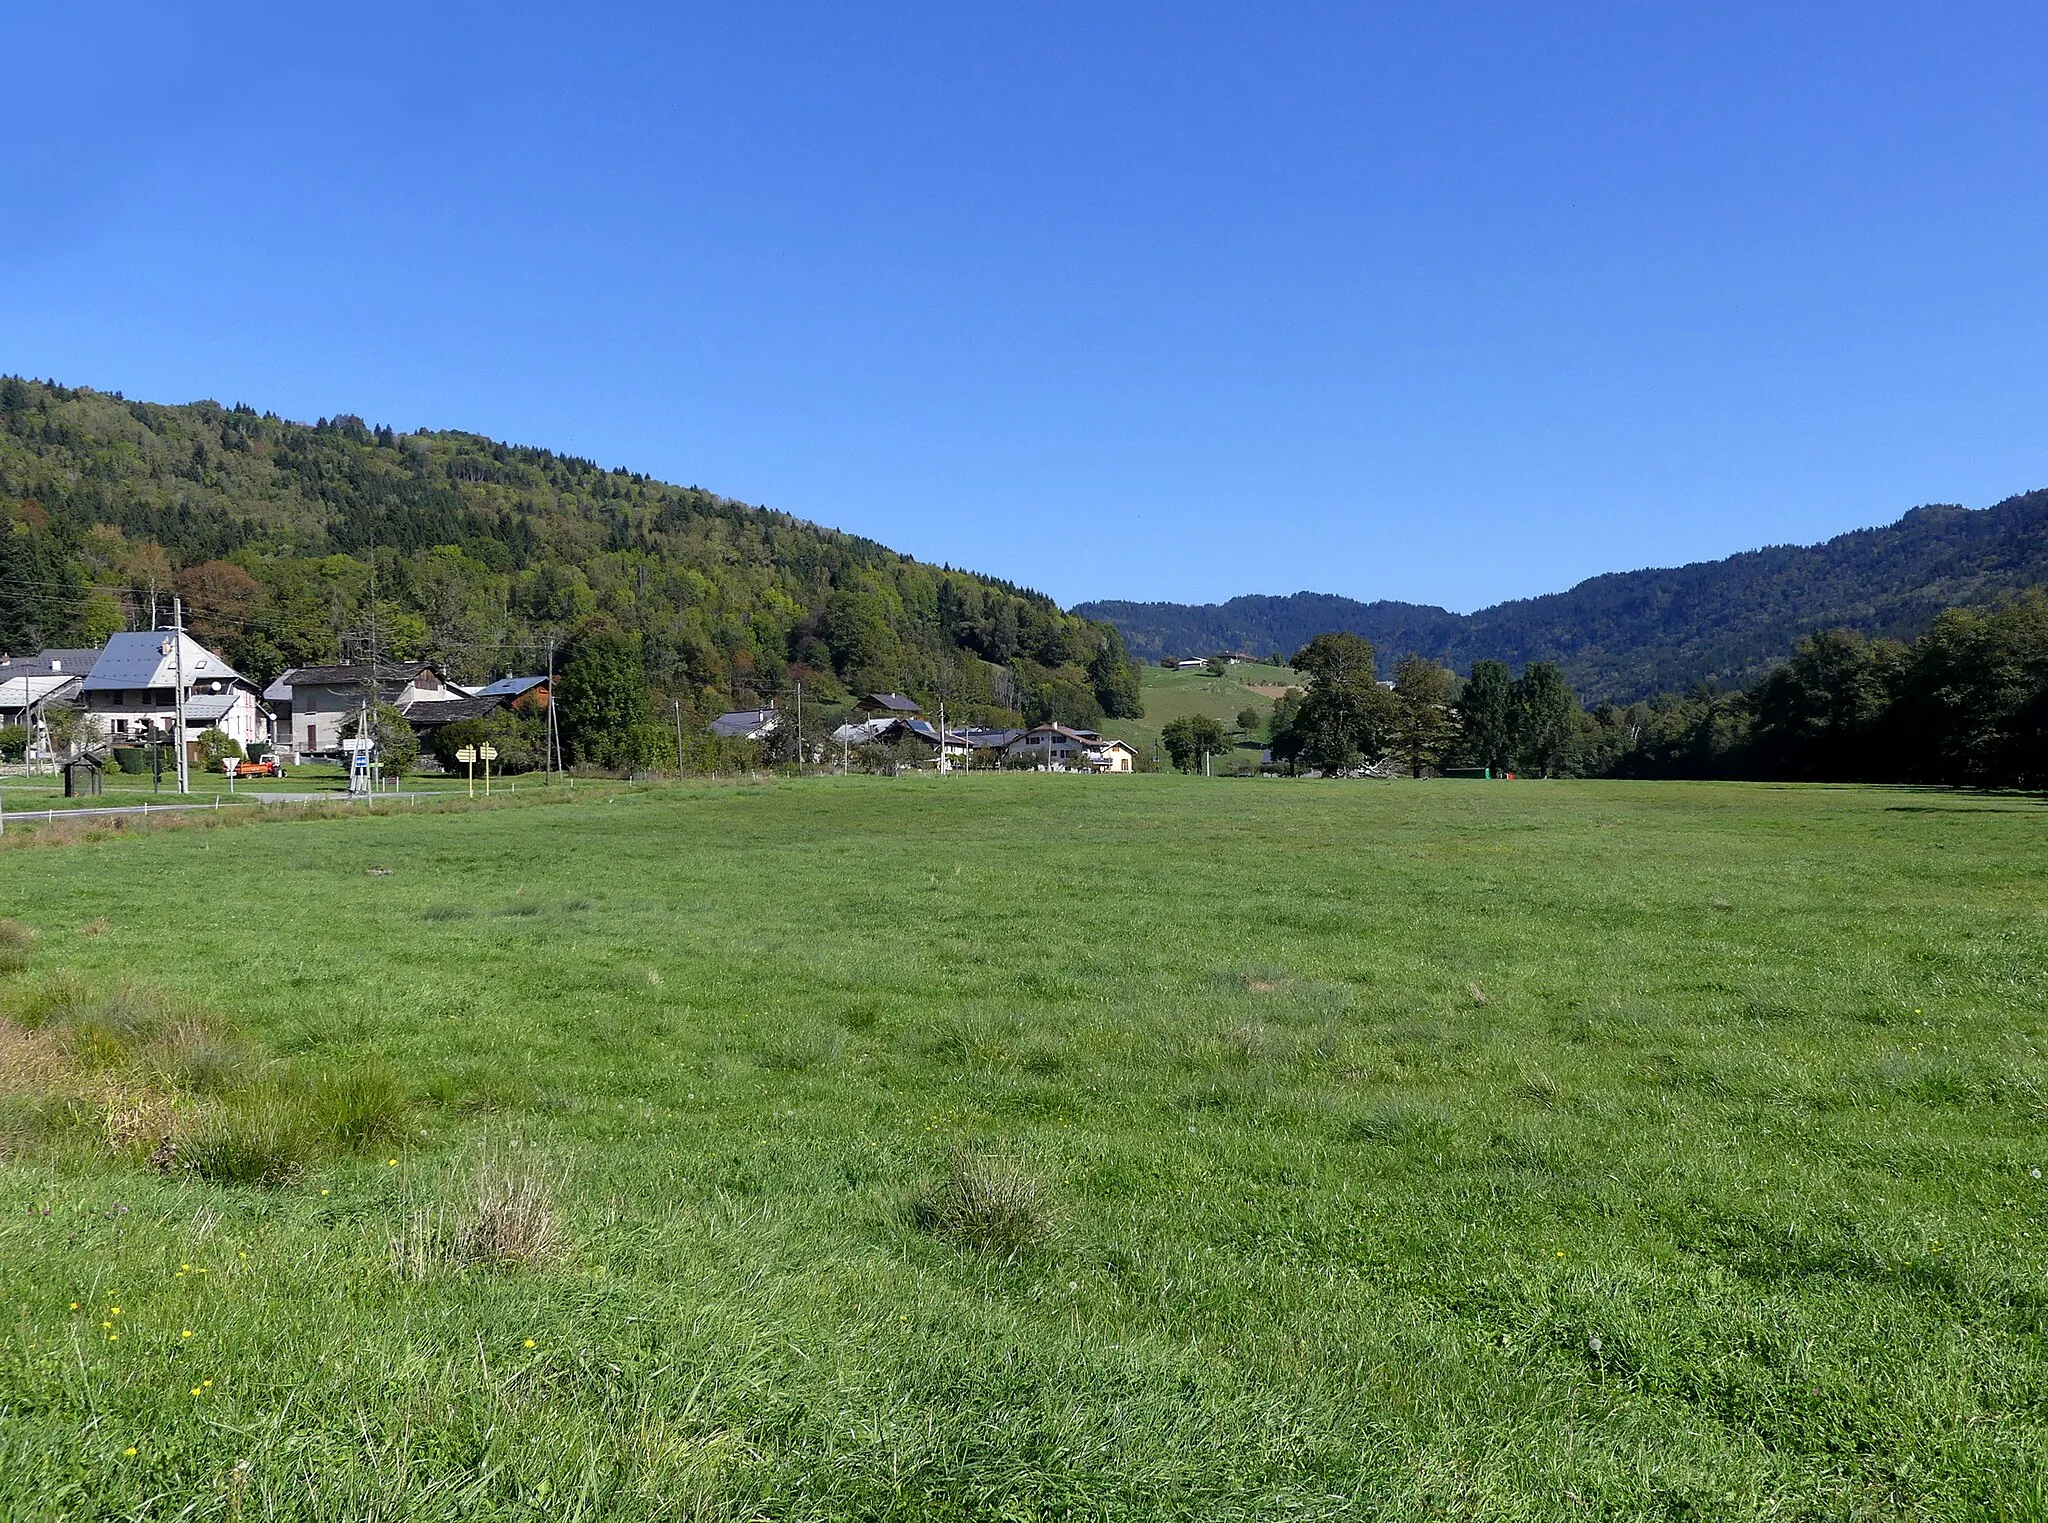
[0,725,25,763]
[913,1150,1055,1261]
[112,747,146,774]
[194,729,243,769]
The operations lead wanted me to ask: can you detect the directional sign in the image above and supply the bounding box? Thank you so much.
[455,745,477,763]
[476,744,499,761]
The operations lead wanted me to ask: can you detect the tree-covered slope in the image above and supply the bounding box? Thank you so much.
[1079,489,2048,701]
[0,377,1143,730]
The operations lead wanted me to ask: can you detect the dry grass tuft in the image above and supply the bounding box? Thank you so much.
[452,1162,568,1268]
[0,1021,71,1097]
[913,1150,1056,1262]
[0,919,39,974]
[390,1160,573,1278]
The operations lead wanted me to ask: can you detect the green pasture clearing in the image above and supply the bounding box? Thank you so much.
[3,776,2047,1518]
[1100,661,1296,764]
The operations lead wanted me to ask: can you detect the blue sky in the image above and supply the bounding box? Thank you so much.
[6,4,2046,612]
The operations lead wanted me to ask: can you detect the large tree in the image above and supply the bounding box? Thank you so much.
[1748,629,1906,781]
[557,629,651,767]
[1391,655,1456,777]
[1455,659,1516,774]
[1284,633,1398,774]
[1161,714,1228,773]
[1512,662,1581,777]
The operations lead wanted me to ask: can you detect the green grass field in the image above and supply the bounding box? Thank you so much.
[3,776,2046,1519]
[0,760,494,813]
[1100,661,1297,765]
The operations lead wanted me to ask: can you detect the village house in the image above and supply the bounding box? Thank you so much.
[471,674,550,705]
[709,707,780,741]
[855,692,922,718]
[279,664,468,757]
[403,675,550,748]
[80,631,270,758]
[1003,723,1137,773]
[0,649,91,733]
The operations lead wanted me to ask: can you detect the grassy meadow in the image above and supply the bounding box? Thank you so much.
[1099,661,1296,765]
[2,775,2046,1518]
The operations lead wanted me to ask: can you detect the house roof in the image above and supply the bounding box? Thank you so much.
[959,728,1023,748]
[0,648,101,679]
[82,632,240,691]
[288,663,435,688]
[861,692,922,713]
[182,693,241,723]
[472,674,548,698]
[402,694,508,726]
[709,709,778,738]
[831,716,929,745]
[0,673,81,710]
[262,671,297,702]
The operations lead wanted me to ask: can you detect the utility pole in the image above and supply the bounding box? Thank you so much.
[794,681,802,770]
[545,636,560,784]
[171,597,190,794]
[366,554,381,792]
[938,700,947,774]
[672,699,684,778]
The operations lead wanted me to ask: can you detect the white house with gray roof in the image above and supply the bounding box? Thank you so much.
[81,631,270,757]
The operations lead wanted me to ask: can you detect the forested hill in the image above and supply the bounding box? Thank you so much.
[1078,487,2048,701]
[0,377,1143,728]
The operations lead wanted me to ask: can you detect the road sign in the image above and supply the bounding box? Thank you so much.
[477,744,499,761]
[455,745,477,763]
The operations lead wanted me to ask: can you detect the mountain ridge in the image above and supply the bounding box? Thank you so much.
[1076,490,2048,702]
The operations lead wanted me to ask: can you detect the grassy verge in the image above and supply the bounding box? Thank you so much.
[1,776,2045,1518]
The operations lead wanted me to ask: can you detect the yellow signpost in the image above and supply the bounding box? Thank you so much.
[455,744,477,797]
[478,743,498,797]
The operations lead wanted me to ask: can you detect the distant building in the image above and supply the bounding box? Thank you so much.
[471,675,550,704]
[1174,659,1206,671]
[709,708,780,741]
[0,648,94,760]
[1004,724,1136,773]
[80,631,269,757]
[856,693,923,717]
[283,664,466,756]
[404,692,520,744]
[957,727,1023,763]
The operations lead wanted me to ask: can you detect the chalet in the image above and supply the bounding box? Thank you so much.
[829,717,976,769]
[80,632,270,758]
[0,650,93,753]
[283,664,467,756]
[856,693,922,718]
[471,674,549,705]
[710,708,780,741]
[403,692,518,744]
[1004,723,1136,773]
[958,727,1023,763]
